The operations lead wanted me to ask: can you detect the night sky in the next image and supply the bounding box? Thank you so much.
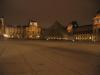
[0,0,100,27]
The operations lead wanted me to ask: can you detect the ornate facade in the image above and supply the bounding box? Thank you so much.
[0,19,42,39]
[26,21,42,39]
[93,11,100,41]
[4,25,26,39]
[66,11,100,42]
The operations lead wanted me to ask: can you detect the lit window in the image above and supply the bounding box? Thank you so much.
[34,22,38,26]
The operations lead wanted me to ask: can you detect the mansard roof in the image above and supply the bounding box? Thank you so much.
[73,24,93,34]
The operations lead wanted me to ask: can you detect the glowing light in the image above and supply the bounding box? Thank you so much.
[34,22,38,26]
[3,34,10,38]
[36,35,40,39]
[89,36,92,40]
[67,25,73,32]
[30,22,33,25]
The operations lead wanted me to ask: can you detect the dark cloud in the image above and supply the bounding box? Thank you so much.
[0,0,100,27]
